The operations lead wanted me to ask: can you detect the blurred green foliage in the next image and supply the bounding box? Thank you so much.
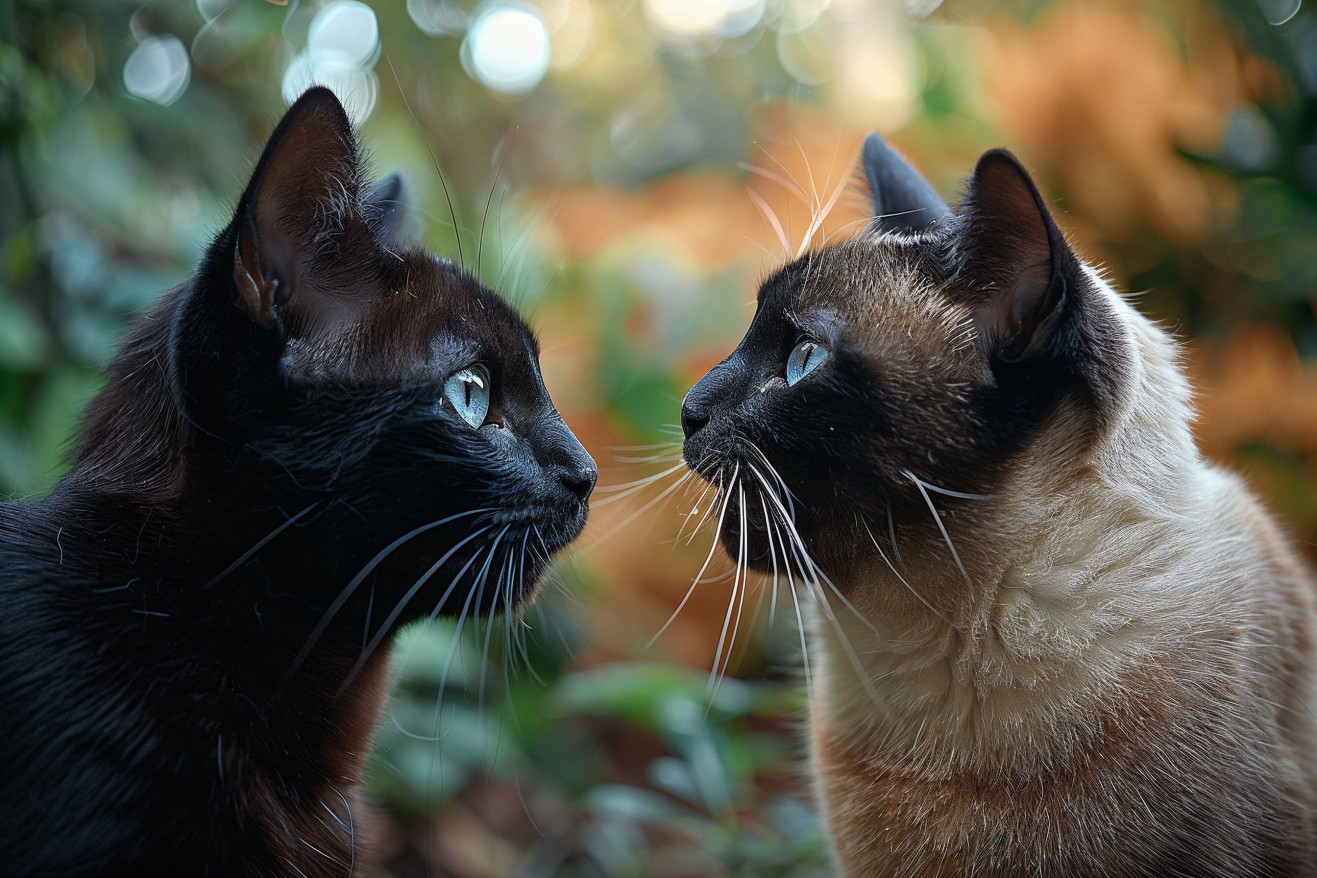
[373,609,827,875]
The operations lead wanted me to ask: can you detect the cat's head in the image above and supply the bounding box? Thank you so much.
[82,88,594,619]
[680,136,1132,578]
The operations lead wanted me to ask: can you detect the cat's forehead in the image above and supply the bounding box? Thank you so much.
[350,251,538,377]
[764,235,957,330]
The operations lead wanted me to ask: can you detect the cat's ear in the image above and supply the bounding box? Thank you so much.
[862,133,951,233]
[231,87,372,335]
[958,150,1072,363]
[365,171,409,245]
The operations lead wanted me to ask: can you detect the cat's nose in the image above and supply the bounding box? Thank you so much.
[680,397,709,438]
[559,461,597,503]
[542,422,597,503]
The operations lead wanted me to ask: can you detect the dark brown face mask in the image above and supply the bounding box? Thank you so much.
[680,134,1129,578]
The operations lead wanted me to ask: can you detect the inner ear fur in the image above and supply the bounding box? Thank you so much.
[231,87,377,338]
[958,149,1073,363]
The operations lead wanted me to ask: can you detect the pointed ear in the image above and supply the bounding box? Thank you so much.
[862,133,951,233]
[232,87,373,336]
[959,150,1072,363]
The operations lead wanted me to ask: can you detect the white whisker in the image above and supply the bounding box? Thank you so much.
[861,518,960,630]
[709,480,750,692]
[904,469,974,590]
[202,501,321,592]
[286,507,493,684]
[646,462,739,648]
[337,525,494,694]
[886,503,904,570]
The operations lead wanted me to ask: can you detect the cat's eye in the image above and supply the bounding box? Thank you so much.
[786,340,829,386]
[444,365,491,428]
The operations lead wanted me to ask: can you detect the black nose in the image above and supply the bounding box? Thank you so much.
[683,362,739,439]
[559,462,597,503]
[680,397,709,438]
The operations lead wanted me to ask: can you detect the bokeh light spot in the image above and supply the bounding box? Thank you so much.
[644,0,730,38]
[718,0,767,37]
[463,4,552,95]
[123,35,191,106]
[774,0,831,34]
[282,0,380,121]
[543,0,595,70]
[1257,0,1302,25]
[407,0,467,36]
[308,0,381,68]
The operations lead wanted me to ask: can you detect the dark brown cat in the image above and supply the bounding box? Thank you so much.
[0,88,595,877]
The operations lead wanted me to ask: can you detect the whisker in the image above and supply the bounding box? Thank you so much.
[904,469,975,590]
[908,475,991,501]
[821,215,879,249]
[580,467,698,549]
[760,493,781,628]
[747,186,791,260]
[861,518,960,630]
[795,137,825,216]
[606,451,685,467]
[776,513,813,697]
[360,584,375,655]
[385,55,462,266]
[794,154,853,260]
[743,158,810,204]
[337,525,495,694]
[593,461,689,502]
[285,507,493,684]
[495,193,561,299]
[477,528,514,717]
[201,501,320,592]
[606,440,684,452]
[676,478,721,546]
[886,503,905,570]
[708,480,750,693]
[745,460,876,634]
[646,462,738,648]
[509,529,543,684]
[478,132,515,278]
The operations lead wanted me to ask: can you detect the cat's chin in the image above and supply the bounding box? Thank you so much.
[716,500,786,573]
[398,503,586,618]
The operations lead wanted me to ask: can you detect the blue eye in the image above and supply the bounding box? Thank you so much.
[786,340,828,386]
[444,365,491,428]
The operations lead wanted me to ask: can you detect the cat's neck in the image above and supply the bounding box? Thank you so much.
[12,468,396,765]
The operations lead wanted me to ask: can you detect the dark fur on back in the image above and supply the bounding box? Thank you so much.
[0,88,595,877]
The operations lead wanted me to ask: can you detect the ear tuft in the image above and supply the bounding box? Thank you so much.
[862,133,951,234]
[959,150,1071,362]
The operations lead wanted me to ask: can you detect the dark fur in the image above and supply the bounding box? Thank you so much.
[0,88,595,877]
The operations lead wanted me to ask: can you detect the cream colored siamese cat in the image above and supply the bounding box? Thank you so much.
[679,136,1317,876]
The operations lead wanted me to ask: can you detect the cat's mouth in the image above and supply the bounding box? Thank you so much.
[489,498,589,554]
[685,442,808,574]
[475,509,585,610]
[382,498,586,620]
